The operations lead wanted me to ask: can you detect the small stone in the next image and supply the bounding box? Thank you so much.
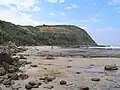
[19,55,27,59]
[2,79,11,85]
[76,72,81,74]
[91,78,100,82]
[60,80,67,85]
[67,66,72,68]
[25,84,32,90]
[44,85,54,89]
[30,65,37,67]
[19,74,29,80]
[0,78,4,83]
[32,84,39,88]
[80,86,89,90]
[29,81,37,86]
[104,65,118,71]
[46,56,55,60]
[0,67,6,76]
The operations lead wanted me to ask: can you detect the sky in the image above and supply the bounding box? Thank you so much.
[0,0,120,45]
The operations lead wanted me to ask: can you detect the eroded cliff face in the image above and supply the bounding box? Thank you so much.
[0,20,97,46]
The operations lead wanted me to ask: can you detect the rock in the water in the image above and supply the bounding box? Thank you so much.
[91,78,100,82]
[25,84,32,90]
[60,80,67,85]
[44,85,54,89]
[40,76,56,83]
[67,66,72,68]
[12,83,21,89]
[19,74,29,80]
[30,64,37,67]
[76,72,81,74]
[104,65,118,71]
[0,67,6,76]
[8,73,19,80]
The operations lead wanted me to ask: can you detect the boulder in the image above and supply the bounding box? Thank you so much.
[30,64,37,67]
[29,81,38,86]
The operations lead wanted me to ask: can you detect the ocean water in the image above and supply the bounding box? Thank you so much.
[89,45,120,49]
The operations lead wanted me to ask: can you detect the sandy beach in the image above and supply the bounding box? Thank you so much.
[2,46,120,90]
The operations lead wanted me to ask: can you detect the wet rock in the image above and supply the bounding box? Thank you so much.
[12,83,21,89]
[46,56,55,60]
[44,85,54,89]
[19,55,27,59]
[7,65,17,73]
[60,80,67,85]
[80,86,89,90]
[40,76,56,83]
[67,66,72,68]
[91,78,100,82]
[76,72,81,74]
[25,84,32,90]
[0,77,4,83]
[32,84,39,88]
[0,67,6,76]
[19,74,29,80]
[29,81,38,86]
[8,73,19,80]
[104,65,118,71]
[30,64,37,67]
[2,79,11,85]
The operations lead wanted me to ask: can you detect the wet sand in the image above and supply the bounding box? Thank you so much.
[8,46,120,90]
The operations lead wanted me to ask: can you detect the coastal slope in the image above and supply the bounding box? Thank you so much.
[0,20,97,46]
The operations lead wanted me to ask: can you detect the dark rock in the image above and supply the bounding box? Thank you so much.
[25,84,32,90]
[5,85,11,88]
[32,84,39,88]
[8,73,19,80]
[19,74,29,80]
[44,85,54,89]
[76,72,81,74]
[0,78,4,83]
[0,67,6,76]
[46,56,55,60]
[60,80,67,85]
[30,64,37,67]
[7,65,17,73]
[19,55,27,59]
[29,81,37,86]
[25,61,32,65]
[2,79,11,85]
[80,86,89,90]
[40,76,55,83]
[104,65,118,71]
[91,78,100,82]
[67,66,72,68]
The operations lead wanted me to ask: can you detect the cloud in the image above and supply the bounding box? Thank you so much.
[49,12,55,16]
[108,0,120,5]
[0,0,40,12]
[61,12,66,16]
[65,4,80,10]
[0,0,41,25]
[47,0,65,3]
[79,17,100,23]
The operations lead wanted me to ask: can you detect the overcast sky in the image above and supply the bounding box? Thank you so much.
[0,0,120,45]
